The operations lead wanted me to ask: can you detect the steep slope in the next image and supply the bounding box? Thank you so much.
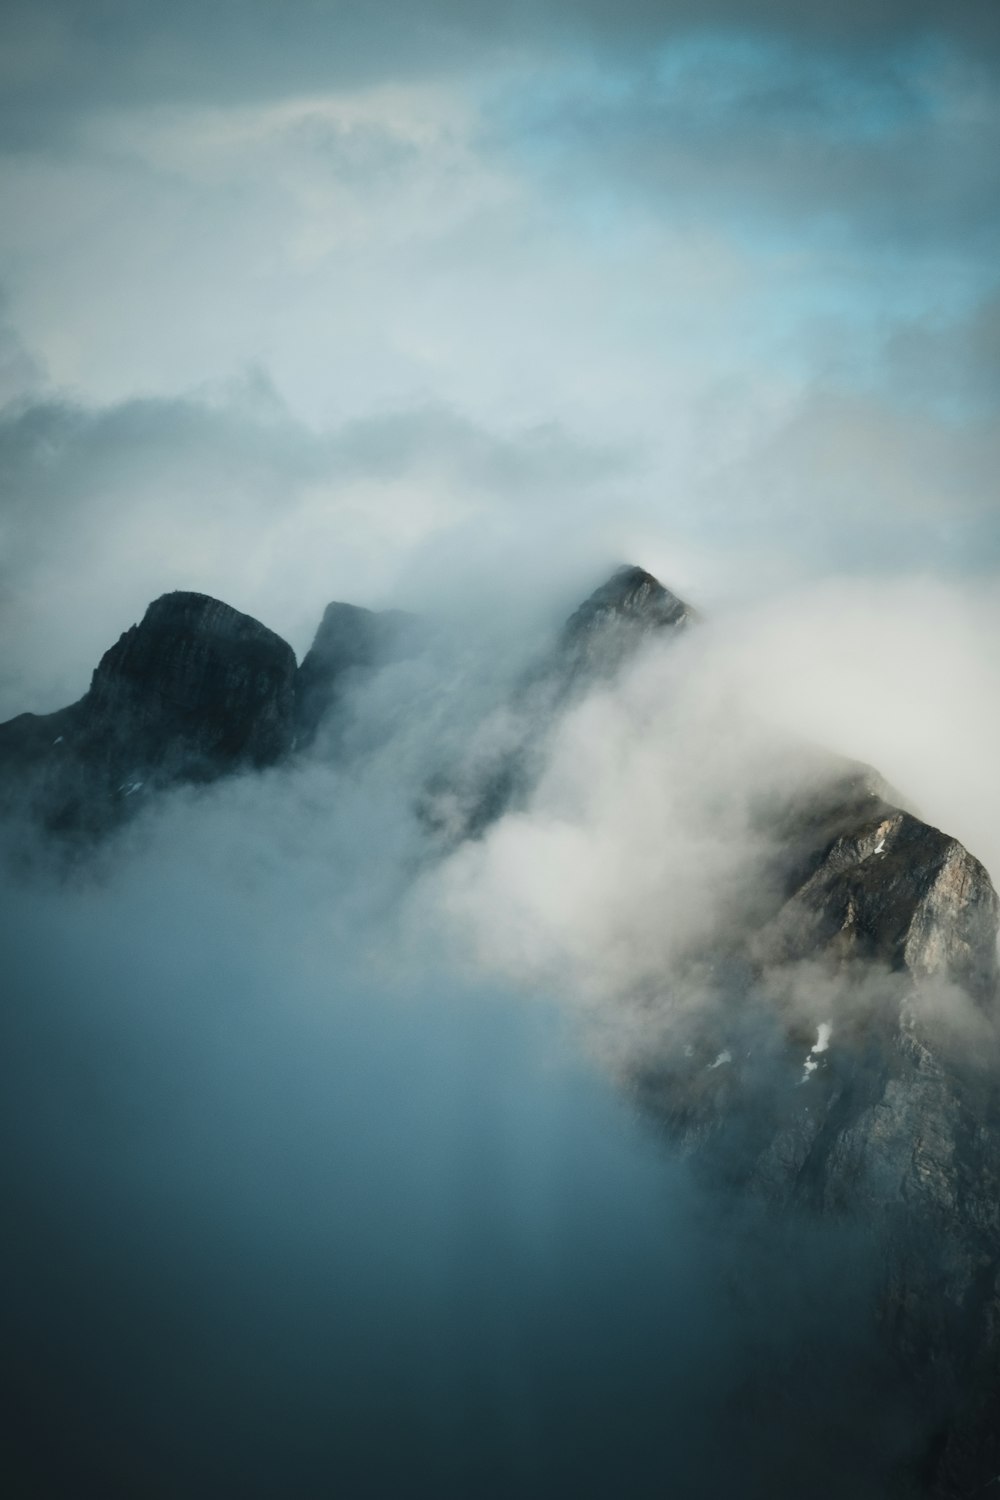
[631,758,1000,1499]
[0,589,423,838]
[0,592,297,832]
[295,601,414,748]
[2,563,998,1492]
[420,563,696,842]
[418,563,1000,1495]
[558,562,694,684]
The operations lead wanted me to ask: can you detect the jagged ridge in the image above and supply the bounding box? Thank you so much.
[2,564,998,1494]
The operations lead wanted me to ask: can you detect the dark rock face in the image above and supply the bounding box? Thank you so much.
[0,591,296,831]
[0,589,423,836]
[414,562,1000,1496]
[734,760,1000,1007]
[85,591,297,774]
[0,589,420,837]
[420,565,696,843]
[765,805,999,1004]
[632,758,1000,1498]
[559,562,693,681]
[2,562,999,1493]
[295,602,414,747]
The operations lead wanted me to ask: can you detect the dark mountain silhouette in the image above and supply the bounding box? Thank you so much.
[1,564,998,1494]
[295,601,415,748]
[0,592,296,833]
[418,563,695,842]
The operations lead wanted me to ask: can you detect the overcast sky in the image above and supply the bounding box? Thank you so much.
[0,0,998,711]
[2,16,998,1491]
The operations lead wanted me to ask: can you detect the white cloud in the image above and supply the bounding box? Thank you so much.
[426,573,1000,1073]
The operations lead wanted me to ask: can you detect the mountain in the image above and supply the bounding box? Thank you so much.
[1,565,998,1494]
[630,750,1000,1496]
[295,601,415,748]
[0,592,297,833]
[558,562,694,684]
[0,591,421,834]
[418,563,695,842]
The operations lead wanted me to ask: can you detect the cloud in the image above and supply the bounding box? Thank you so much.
[0,379,636,717]
[1,4,997,1491]
[691,380,1000,576]
[0,0,997,150]
[496,40,1000,251]
[0,11,995,557]
[427,572,1000,1074]
[883,289,1000,416]
[0,607,925,1496]
[0,294,45,403]
[2,320,997,728]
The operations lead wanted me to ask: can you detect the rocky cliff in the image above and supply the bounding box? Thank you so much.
[295,601,414,748]
[419,563,695,842]
[1,565,998,1494]
[0,591,419,834]
[558,561,694,684]
[418,563,1000,1497]
[628,752,1000,1499]
[0,591,297,832]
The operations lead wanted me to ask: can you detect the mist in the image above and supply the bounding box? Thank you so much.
[431,578,1000,1043]
[2,578,984,1496]
[1,0,998,1491]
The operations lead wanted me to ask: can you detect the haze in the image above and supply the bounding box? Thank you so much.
[0,3,997,1497]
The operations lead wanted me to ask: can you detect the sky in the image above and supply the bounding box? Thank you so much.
[0,0,998,715]
[2,7,1000,1494]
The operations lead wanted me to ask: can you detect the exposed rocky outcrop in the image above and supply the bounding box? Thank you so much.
[2,562,998,1493]
[404,562,1000,1497]
[87,591,297,772]
[558,562,694,685]
[419,564,696,843]
[630,755,1000,1499]
[762,804,999,1005]
[0,591,422,835]
[0,591,297,832]
[295,601,414,748]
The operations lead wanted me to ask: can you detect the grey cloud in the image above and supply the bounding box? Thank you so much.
[883,291,1000,414]
[489,45,1000,249]
[3,343,996,727]
[0,665,912,1496]
[0,297,45,403]
[283,114,425,186]
[0,381,632,717]
[554,0,1000,57]
[693,383,1000,576]
[0,0,997,146]
[334,407,624,494]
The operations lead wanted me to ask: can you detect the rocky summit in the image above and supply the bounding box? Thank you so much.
[418,564,696,843]
[1,564,998,1495]
[0,591,297,833]
[559,562,694,682]
[630,746,1000,1498]
[295,601,415,748]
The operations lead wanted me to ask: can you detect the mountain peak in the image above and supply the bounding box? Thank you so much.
[84,591,297,774]
[563,563,693,640]
[554,564,694,688]
[134,590,292,649]
[295,601,416,746]
[0,590,298,835]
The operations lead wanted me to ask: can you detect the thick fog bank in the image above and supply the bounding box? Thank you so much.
[3,575,993,1497]
[0,843,905,1499]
